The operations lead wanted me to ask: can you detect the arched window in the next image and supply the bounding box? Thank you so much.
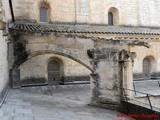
[143,58,151,75]
[108,7,119,26]
[40,6,47,22]
[108,12,113,25]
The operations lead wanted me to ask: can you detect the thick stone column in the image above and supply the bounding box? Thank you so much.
[88,48,136,110]
[88,48,121,109]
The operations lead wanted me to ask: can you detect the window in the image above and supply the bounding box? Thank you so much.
[108,12,113,25]
[40,6,47,22]
[108,7,119,26]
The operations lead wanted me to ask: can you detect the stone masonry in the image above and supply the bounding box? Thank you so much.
[0,0,9,105]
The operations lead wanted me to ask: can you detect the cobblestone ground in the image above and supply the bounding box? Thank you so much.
[0,85,134,120]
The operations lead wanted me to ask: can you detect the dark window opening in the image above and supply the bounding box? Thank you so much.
[108,12,113,25]
[40,6,47,22]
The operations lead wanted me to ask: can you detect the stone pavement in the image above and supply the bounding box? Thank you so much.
[0,85,134,120]
[134,80,160,96]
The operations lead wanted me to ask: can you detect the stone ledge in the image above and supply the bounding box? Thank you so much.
[88,101,120,110]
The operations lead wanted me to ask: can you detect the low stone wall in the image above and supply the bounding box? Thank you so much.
[133,73,146,79]
[133,72,160,80]
[151,72,160,78]
[63,76,90,82]
[20,76,90,86]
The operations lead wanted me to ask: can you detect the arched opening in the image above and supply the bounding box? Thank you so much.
[40,6,47,22]
[143,56,156,78]
[47,58,64,85]
[39,1,50,22]
[108,7,119,26]
[108,12,113,25]
[143,58,151,76]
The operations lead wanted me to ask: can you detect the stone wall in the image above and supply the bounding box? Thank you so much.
[19,54,91,84]
[131,42,160,78]
[5,0,160,27]
[0,0,9,104]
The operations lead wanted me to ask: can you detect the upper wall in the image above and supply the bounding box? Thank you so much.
[5,0,160,27]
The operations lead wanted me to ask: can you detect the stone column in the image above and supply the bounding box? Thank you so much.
[90,73,100,103]
[123,60,134,97]
[119,50,136,98]
[88,48,121,109]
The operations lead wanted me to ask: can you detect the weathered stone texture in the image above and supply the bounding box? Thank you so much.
[11,0,76,23]
[131,42,160,75]
[3,0,160,27]
[3,0,160,110]
[19,54,91,83]
[0,0,9,104]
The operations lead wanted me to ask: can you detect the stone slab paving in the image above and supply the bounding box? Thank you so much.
[0,85,134,120]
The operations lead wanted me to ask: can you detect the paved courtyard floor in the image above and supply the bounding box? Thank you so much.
[0,85,134,120]
[134,80,160,96]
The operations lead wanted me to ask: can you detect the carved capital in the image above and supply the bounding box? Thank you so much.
[119,50,136,61]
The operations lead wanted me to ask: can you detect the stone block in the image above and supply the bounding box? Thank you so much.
[0,21,6,30]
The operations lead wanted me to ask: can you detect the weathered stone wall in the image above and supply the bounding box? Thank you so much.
[6,0,160,27]
[19,54,91,84]
[11,0,76,23]
[131,42,160,78]
[2,0,12,22]
[89,48,134,109]
[0,0,9,103]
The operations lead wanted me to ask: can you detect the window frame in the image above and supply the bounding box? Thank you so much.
[39,6,48,22]
[108,12,113,26]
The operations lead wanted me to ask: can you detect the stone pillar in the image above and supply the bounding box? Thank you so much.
[88,48,136,110]
[123,60,134,97]
[119,50,136,98]
[88,48,121,109]
[90,73,100,102]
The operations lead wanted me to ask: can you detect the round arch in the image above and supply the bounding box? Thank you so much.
[47,57,64,84]
[38,1,51,22]
[108,7,119,26]
[24,50,94,73]
[143,56,156,76]
[107,6,120,26]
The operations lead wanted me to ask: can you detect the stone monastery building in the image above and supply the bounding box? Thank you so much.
[0,0,160,109]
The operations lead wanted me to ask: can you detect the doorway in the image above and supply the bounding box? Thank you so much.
[48,58,63,85]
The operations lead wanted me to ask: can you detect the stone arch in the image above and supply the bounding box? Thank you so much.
[143,56,156,77]
[107,7,119,26]
[27,50,94,73]
[38,1,51,22]
[47,57,64,85]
